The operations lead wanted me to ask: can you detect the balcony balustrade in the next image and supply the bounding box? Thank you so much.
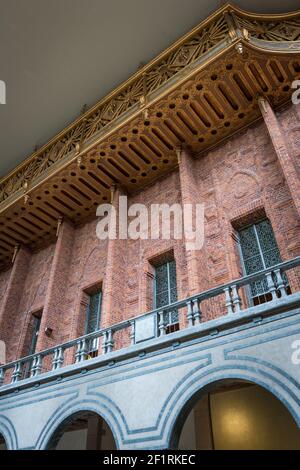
[1,256,299,388]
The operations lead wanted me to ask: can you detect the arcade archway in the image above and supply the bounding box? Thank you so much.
[175,380,300,450]
[46,410,116,450]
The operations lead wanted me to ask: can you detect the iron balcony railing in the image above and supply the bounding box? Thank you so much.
[1,256,300,387]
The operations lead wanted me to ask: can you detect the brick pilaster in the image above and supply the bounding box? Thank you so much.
[36,219,75,352]
[178,148,208,296]
[258,97,300,217]
[101,187,127,328]
[0,246,31,362]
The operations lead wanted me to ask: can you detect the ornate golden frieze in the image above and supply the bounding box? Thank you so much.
[1,3,300,209]
[234,13,300,42]
[0,8,229,206]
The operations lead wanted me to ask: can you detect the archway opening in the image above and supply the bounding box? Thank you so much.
[0,434,7,450]
[176,380,300,450]
[47,411,116,450]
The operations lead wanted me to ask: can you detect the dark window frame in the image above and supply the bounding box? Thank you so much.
[84,288,102,356]
[154,259,179,332]
[237,218,289,306]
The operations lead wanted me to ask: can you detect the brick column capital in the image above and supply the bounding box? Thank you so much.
[257,95,269,115]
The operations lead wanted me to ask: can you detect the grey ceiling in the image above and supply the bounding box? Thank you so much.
[0,0,299,178]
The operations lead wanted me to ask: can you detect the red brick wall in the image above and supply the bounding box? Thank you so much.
[101,188,128,328]
[0,247,31,362]
[0,266,11,364]
[192,107,300,320]
[124,171,187,318]
[59,217,108,342]
[1,103,300,361]
[17,244,55,357]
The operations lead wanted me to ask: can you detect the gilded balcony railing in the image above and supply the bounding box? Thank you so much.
[1,256,300,388]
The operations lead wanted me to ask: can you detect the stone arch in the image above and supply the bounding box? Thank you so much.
[37,397,123,450]
[0,415,18,450]
[165,365,300,449]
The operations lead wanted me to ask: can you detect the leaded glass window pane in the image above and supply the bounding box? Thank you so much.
[238,220,282,300]
[85,291,102,354]
[255,220,281,268]
[156,292,170,309]
[86,291,102,334]
[155,264,168,295]
[28,315,41,356]
[155,260,178,326]
[169,261,177,304]
[243,255,264,276]
[24,314,42,378]
[239,226,260,260]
